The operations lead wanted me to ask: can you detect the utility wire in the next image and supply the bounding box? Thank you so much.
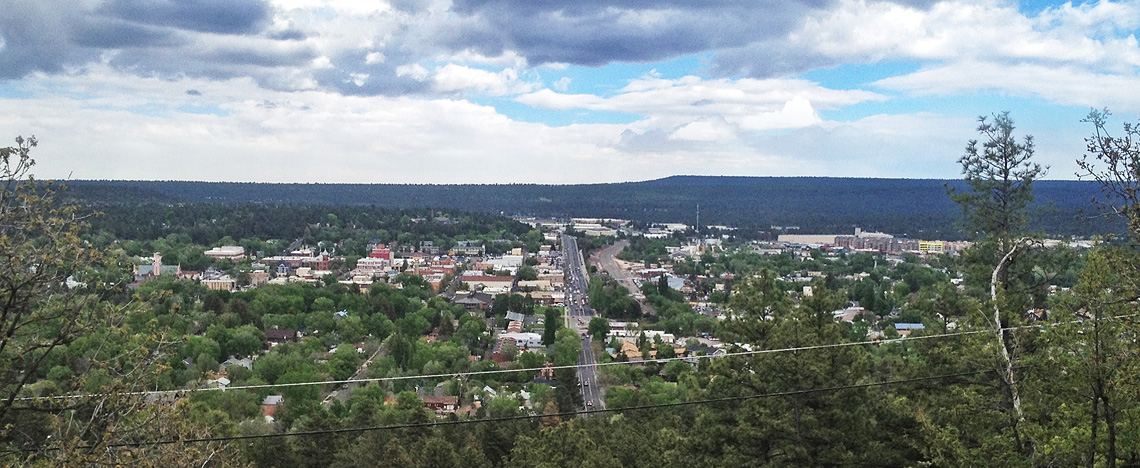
[12,367,1008,453]
[13,313,1133,402]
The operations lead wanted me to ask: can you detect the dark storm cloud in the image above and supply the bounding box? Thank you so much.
[0,0,99,78]
[72,19,186,49]
[99,0,273,35]
[106,41,320,86]
[0,0,310,89]
[443,0,840,67]
[267,29,309,41]
[0,0,943,95]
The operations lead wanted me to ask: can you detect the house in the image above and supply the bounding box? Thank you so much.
[453,292,493,315]
[422,395,459,415]
[893,323,926,337]
[205,377,230,389]
[262,395,284,417]
[221,357,254,370]
[265,329,298,345]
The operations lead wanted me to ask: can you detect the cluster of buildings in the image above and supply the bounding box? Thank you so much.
[776,228,971,254]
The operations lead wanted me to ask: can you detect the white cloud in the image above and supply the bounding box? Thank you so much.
[519,75,882,132]
[430,64,538,96]
[552,76,571,92]
[790,0,1140,69]
[875,60,1140,113]
[364,52,385,64]
[396,63,429,80]
[671,117,737,142]
[739,96,822,131]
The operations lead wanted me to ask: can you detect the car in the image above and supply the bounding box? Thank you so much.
[583,381,588,387]
[586,401,593,407]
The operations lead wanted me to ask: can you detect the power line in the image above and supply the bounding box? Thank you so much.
[14,313,1134,402]
[13,367,1008,453]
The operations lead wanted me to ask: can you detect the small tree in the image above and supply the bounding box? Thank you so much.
[949,111,1046,246]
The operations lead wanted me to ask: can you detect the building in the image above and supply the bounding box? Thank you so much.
[369,243,394,262]
[265,329,298,345]
[893,323,926,337]
[422,396,459,415]
[451,240,485,256]
[262,395,283,417]
[919,241,945,254]
[204,245,246,260]
[778,234,838,245]
[249,271,270,287]
[453,292,493,314]
[459,275,515,294]
[261,250,332,271]
[201,276,236,291]
[499,332,543,349]
[134,253,182,282]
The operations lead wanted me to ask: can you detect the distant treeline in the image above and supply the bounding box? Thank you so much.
[58,176,1118,239]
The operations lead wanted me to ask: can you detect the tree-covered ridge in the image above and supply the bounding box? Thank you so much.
[60,176,1116,239]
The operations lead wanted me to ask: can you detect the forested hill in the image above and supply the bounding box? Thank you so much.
[60,176,1114,239]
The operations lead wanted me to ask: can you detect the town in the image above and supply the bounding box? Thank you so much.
[107,213,1090,427]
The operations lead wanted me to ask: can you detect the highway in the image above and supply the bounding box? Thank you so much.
[593,239,655,316]
[561,234,605,413]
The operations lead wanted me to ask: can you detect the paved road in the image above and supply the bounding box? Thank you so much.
[322,344,385,407]
[593,240,655,316]
[561,234,605,413]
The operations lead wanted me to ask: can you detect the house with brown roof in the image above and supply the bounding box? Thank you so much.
[422,395,459,415]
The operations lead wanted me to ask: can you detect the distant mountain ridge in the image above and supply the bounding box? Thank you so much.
[59,176,1115,239]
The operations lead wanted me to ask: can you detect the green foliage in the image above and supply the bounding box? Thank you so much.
[949,111,1045,241]
[541,308,560,347]
[587,276,641,320]
[587,316,609,341]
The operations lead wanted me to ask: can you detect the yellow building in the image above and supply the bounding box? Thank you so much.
[919,241,944,254]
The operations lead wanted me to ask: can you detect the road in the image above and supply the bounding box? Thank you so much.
[592,240,656,316]
[322,344,384,407]
[561,234,605,413]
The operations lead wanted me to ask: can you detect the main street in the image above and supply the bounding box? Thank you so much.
[561,234,605,413]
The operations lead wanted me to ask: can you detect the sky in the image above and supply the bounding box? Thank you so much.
[1,0,1139,184]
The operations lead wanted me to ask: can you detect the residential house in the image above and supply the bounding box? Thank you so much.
[262,395,284,417]
[265,329,298,345]
[422,396,458,415]
[453,292,493,315]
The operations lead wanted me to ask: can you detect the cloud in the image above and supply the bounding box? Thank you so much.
[875,60,1140,113]
[712,0,1140,77]
[100,0,274,35]
[445,0,840,67]
[552,77,572,92]
[519,75,882,132]
[430,64,538,96]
